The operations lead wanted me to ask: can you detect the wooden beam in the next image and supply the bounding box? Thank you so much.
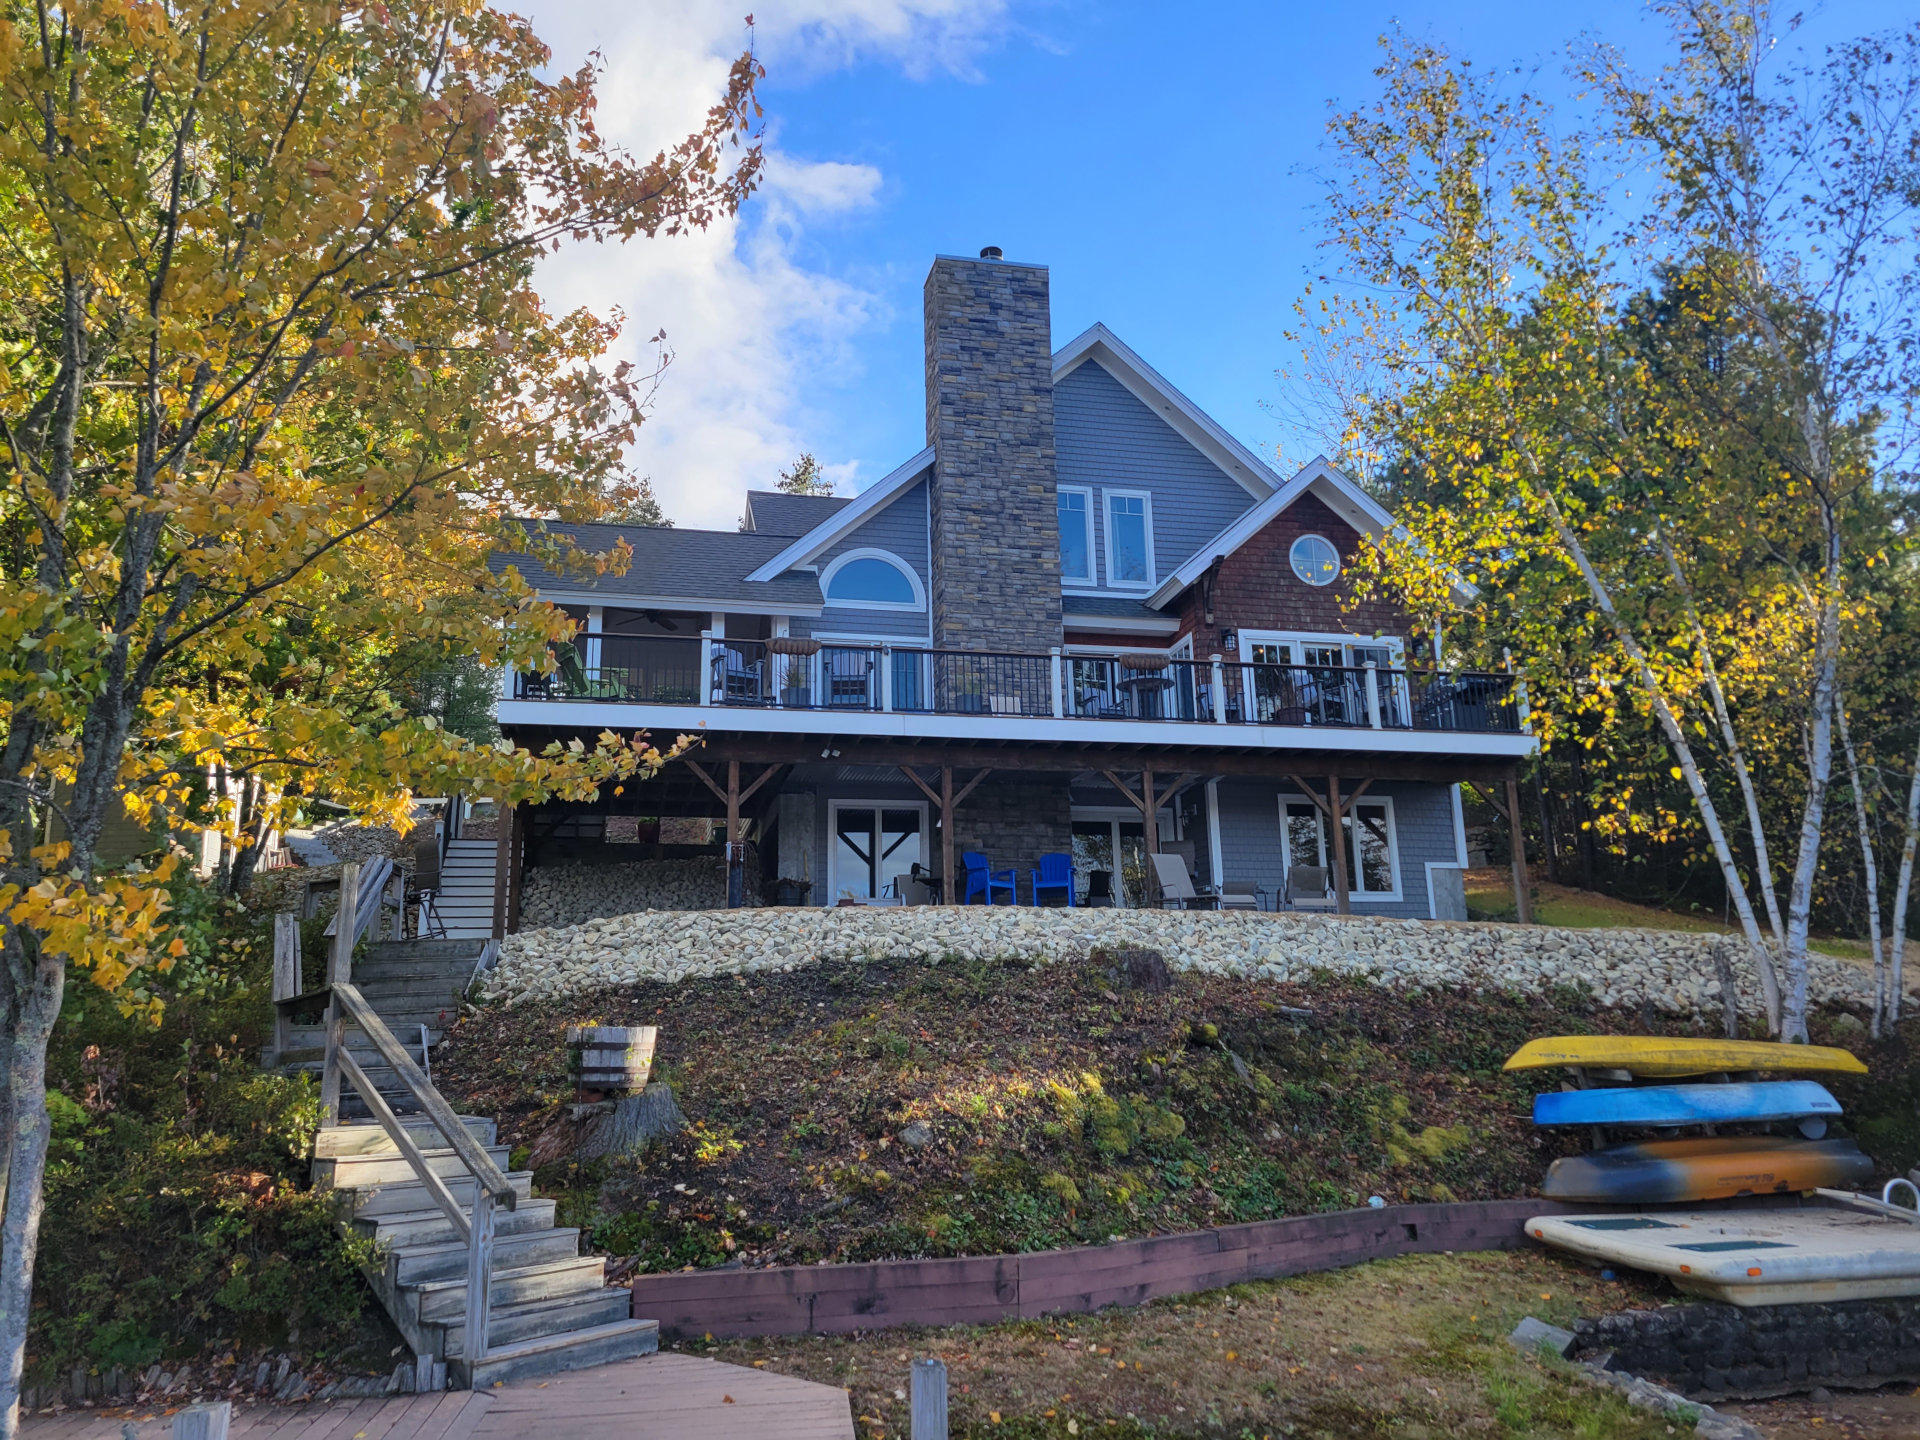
[737,763,780,808]
[1327,776,1350,915]
[725,760,741,845]
[1506,775,1533,924]
[1101,769,1144,813]
[629,735,1528,786]
[491,810,511,940]
[1284,775,1333,819]
[898,766,941,807]
[952,767,994,809]
[683,759,729,807]
[941,766,955,904]
[1468,780,1510,823]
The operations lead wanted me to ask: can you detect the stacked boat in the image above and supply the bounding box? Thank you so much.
[1513,1035,1920,1305]
[1507,1036,1872,1205]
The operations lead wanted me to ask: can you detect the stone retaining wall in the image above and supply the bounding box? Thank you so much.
[485,905,1874,1019]
[518,857,763,928]
[1576,1298,1920,1400]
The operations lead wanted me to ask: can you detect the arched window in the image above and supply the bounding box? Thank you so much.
[822,549,925,609]
[1289,534,1341,587]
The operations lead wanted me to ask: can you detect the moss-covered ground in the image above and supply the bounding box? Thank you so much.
[437,954,1916,1279]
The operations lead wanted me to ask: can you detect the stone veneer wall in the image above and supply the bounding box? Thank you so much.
[518,857,763,928]
[953,776,1072,896]
[923,254,1064,652]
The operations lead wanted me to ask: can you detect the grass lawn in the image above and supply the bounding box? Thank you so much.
[693,1247,1682,1439]
[1462,869,1909,969]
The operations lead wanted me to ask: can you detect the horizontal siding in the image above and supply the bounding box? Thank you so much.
[794,477,931,641]
[1055,360,1257,595]
[1213,778,1462,920]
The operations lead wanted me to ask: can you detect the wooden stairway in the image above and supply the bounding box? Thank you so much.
[312,1113,657,1388]
[272,890,655,1391]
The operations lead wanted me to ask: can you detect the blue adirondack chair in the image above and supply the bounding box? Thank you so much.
[1030,852,1074,907]
[963,851,1016,905]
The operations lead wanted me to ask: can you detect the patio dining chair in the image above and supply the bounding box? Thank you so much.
[1283,865,1337,911]
[1218,880,1264,912]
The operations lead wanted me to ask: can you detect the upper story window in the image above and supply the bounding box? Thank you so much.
[821,548,925,610]
[1289,533,1341,587]
[1058,487,1093,584]
[1105,490,1154,588]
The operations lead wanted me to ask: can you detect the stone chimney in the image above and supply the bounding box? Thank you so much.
[923,251,1064,651]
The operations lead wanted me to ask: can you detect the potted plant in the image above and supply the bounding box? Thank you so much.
[768,635,820,708]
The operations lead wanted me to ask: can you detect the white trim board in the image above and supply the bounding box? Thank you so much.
[496,697,1541,760]
[746,448,935,582]
[1053,324,1279,502]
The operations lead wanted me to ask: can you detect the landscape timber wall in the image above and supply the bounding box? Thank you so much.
[629,1198,1582,1340]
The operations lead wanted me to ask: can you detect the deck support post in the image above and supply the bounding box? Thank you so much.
[1505,775,1533,924]
[726,760,744,908]
[1327,776,1350,915]
[1142,769,1158,854]
[941,765,955,903]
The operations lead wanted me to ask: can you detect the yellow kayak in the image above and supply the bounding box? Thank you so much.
[1504,1035,1867,1079]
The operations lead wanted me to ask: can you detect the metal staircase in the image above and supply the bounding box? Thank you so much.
[274,862,654,1389]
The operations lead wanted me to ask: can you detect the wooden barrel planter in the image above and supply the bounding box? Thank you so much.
[566,1025,657,1094]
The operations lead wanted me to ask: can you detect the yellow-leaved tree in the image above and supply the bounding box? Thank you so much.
[0,3,762,1426]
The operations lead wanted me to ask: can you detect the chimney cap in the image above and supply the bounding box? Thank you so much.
[979,246,1004,260]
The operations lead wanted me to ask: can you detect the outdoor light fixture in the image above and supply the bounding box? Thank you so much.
[1222,628,1238,653]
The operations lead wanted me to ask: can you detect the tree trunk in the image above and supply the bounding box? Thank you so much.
[0,939,65,1440]
[1888,732,1920,1025]
[1537,492,1783,1030]
[1781,588,1843,1044]
[1838,707,1886,1037]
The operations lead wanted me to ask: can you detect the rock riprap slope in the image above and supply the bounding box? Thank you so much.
[485,908,1875,1021]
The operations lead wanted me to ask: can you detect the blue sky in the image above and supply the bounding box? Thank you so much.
[521,1,1906,529]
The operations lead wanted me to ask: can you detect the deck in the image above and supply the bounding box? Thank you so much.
[23,1353,854,1440]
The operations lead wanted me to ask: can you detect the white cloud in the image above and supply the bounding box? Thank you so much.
[515,1,1014,530]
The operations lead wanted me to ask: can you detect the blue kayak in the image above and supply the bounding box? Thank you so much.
[1533,1080,1841,1128]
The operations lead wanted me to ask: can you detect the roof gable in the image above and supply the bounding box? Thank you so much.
[1052,324,1278,502]
[744,447,934,582]
[742,489,851,536]
[1144,456,1473,609]
[495,520,824,613]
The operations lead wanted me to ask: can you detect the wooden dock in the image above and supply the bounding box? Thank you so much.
[23,1353,854,1440]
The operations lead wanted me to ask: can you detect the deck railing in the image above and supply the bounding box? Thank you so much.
[512,635,1521,735]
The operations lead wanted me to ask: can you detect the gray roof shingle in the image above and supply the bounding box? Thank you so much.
[743,490,850,536]
[1063,593,1174,622]
[492,521,823,609]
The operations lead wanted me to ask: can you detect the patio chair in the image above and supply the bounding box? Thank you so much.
[1084,869,1116,907]
[962,851,1016,906]
[1149,852,1217,910]
[1218,880,1264,912]
[1283,864,1337,911]
[1030,852,1075,907]
[721,645,763,703]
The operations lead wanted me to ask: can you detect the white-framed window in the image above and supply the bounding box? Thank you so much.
[1289,533,1342,587]
[1057,485,1094,585]
[1237,631,1408,727]
[828,800,928,902]
[1278,793,1401,901]
[1103,489,1155,588]
[821,548,926,611]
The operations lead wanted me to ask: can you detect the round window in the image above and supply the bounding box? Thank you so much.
[1289,534,1341,587]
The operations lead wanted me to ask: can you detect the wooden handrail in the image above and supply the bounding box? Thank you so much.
[327,982,517,1208]
[335,1046,476,1241]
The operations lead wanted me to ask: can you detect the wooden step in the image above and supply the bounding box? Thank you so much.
[450,1318,659,1390]
[409,1256,610,1321]
[385,1226,585,1286]
[343,1170,535,1219]
[432,1287,633,1358]
[353,1198,557,1251]
[315,1117,494,1158]
[314,1143,513,1190]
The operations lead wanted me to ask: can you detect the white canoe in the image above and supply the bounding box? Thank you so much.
[1527,1207,1920,1306]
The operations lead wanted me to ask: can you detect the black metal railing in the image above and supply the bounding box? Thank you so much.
[513,634,703,704]
[513,637,1522,735]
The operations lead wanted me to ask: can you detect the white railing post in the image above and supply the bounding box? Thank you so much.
[1049,647,1064,719]
[1209,654,1227,724]
[1365,662,1383,729]
[700,630,715,705]
[881,647,894,712]
[465,1187,495,1371]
